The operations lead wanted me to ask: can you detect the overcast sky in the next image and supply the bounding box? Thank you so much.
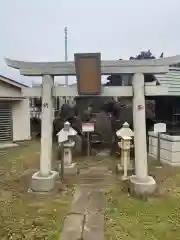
[1,0,180,85]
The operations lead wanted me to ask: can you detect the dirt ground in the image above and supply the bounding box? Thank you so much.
[0,141,73,240]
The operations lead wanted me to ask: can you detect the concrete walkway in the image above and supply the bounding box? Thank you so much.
[60,165,114,240]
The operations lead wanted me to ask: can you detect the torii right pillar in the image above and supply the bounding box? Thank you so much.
[130,73,156,197]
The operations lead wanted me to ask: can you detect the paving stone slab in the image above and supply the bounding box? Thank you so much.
[83,213,104,240]
[70,187,91,214]
[86,191,105,214]
[60,164,112,240]
[60,213,84,240]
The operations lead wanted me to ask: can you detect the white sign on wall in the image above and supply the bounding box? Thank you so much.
[82,123,95,132]
[154,123,166,133]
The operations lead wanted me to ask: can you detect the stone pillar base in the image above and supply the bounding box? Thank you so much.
[59,162,78,175]
[117,163,134,172]
[129,175,156,197]
[31,171,58,192]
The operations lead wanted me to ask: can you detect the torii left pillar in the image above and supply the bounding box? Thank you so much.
[130,73,156,197]
[31,75,58,192]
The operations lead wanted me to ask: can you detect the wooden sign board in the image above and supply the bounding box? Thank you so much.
[74,53,101,95]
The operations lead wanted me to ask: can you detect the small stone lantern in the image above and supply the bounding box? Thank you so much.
[116,122,134,179]
[57,121,77,175]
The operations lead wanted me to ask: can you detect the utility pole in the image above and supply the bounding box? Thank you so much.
[64,26,68,86]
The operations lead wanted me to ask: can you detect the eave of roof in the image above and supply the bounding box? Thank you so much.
[0,75,29,88]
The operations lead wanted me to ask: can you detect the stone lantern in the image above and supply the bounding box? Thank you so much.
[116,122,134,179]
[57,121,77,175]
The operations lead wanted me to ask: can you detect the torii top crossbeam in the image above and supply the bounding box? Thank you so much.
[5,55,180,76]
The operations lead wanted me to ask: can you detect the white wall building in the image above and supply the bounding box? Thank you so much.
[0,75,31,142]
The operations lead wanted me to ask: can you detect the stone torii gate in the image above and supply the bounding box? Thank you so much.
[5,54,180,195]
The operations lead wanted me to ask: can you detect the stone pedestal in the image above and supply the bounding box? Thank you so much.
[117,163,134,172]
[31,171,58,192]
[116,133,134,177]
[59,140,77,176]
[129,175,156,197]
[59,162,77,175]
[118,140,133,173]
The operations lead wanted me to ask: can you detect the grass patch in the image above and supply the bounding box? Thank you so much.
[0,141,73,239]
[105,163,180,240]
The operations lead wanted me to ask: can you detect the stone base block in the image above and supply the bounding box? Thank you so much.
[31,171,58,192]
[0,142,19,149]
[121,175,129,181]
[129,175,156,197]
[59,162,78,176]
[117,163,134,172]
